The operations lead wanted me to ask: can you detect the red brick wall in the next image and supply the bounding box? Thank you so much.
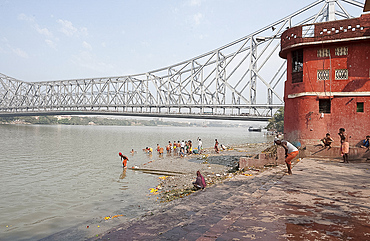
[282,14,370,147]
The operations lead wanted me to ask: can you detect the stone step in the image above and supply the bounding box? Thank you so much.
[91,164,289,240]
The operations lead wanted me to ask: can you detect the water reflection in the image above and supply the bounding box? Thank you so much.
[119,168,127,179]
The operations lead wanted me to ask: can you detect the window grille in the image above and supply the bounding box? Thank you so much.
[291,49,303,83]
[335,69,348,80]
[335,47,348,56]
[317,70,329,80]
[292,49,303,73]
[317,49,330,57]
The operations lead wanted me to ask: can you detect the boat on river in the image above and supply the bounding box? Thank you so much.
[248,126,262,132]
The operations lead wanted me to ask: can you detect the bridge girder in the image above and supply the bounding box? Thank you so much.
[0,0,364,120]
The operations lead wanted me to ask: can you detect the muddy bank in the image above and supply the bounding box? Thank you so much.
[135,142,273,202]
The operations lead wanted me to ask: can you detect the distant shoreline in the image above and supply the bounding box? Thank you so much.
[0,115,264,128]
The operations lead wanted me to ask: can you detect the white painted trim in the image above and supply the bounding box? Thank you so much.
[280,36,370,56]
[287,92,370,98]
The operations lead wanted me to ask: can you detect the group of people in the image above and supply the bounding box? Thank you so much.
[193,131,369,191]
[275,127,370,175]
[119,137,224,167]
[320,128,369,163]
[119,128,368,192]
[143,138,204,157]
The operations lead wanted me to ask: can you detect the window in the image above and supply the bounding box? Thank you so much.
[292,49,303,83]
[319,99,331,113]
[317,70,329,80]
[335,47,348,56]
[357,102,364,112]
[317,49,330,57]
[335,69,348,80]
[292,49,303,73]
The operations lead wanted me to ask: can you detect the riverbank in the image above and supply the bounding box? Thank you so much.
[90,157,370,241]
[39,141,274,241]
[134,142,273,202]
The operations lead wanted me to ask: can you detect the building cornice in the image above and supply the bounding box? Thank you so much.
[280,35,370,58]
[288,91,370,99]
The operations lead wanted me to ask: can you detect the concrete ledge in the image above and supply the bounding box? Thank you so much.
[239,147,286,169]
[306,145,370,160]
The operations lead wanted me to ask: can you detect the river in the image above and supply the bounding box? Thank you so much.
[0,124,270,240]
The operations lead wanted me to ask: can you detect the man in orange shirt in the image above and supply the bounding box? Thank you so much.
[119,152,129,168]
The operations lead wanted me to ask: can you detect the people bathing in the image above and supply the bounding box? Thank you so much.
[214,139,219,153]
[139,137,229,158]
[119,152,129,168]
[197,138,202,154]
[143,147,153,154]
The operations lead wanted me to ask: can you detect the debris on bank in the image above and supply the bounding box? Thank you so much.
[144,142,276,203]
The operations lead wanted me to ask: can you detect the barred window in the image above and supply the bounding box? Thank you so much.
[292,49,303,83]
[335,47,348,56]
[317,49,330,57]
[317,69,329,80]
[292,49,303,73]
[335,69,348,80]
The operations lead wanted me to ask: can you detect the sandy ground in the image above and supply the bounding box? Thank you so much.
[133,142,273,200]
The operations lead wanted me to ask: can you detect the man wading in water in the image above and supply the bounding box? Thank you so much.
[119,152,129,168]
[274,139,299,175]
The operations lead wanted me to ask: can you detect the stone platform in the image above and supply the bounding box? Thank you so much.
[88,158,370,241]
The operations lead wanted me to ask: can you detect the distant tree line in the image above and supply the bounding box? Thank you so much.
[0,116,198,127]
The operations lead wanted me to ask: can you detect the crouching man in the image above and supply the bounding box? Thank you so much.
[274,139,299,175]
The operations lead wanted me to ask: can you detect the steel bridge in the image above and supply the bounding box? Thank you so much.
[0,0,364,121]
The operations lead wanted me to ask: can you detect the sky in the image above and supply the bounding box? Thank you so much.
[0,0,365,82]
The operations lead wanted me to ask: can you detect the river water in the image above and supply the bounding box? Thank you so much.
[0,124,270,240]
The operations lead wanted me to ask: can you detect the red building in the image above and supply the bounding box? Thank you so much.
[279,11,370,146]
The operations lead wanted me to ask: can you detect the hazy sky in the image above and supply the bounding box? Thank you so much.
[0,0,365,82]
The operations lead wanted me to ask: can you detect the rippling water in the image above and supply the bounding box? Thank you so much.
[0,124,270,240]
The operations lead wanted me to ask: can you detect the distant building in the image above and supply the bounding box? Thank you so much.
[279,9,370,146]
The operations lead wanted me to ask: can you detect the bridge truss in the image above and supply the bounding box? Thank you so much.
[0,0,365,121]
